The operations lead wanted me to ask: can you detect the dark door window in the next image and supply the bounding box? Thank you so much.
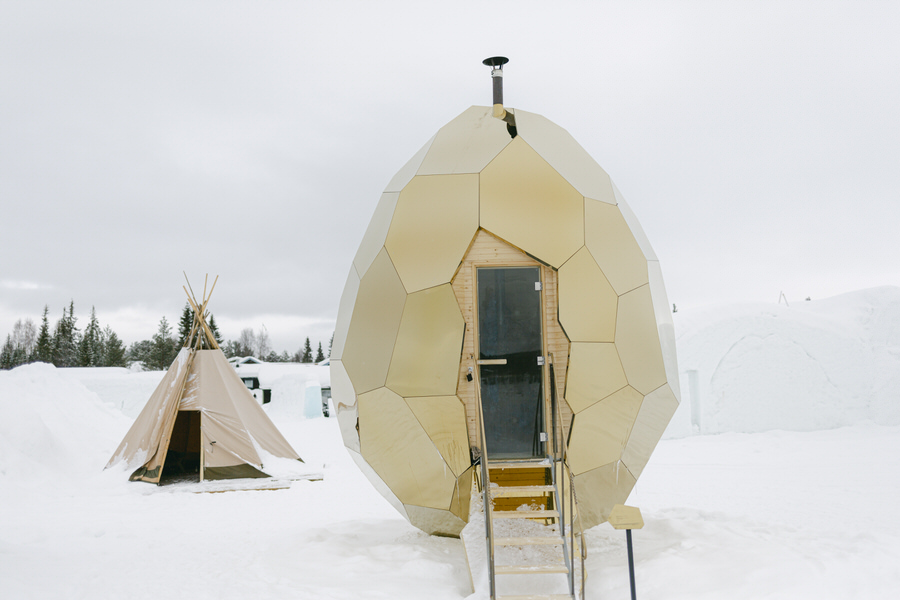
[477,267,544,459]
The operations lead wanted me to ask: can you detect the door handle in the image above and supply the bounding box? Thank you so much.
[476,359,508,365]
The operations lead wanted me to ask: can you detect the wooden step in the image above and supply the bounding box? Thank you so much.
[489,460,551,470]
[495,564,570,575]
[498,595,573,600]
[492,509,559,519]
[494,536,564,546]
[491,485,555,497]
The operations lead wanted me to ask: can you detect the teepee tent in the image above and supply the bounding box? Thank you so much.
[107,276,302,483]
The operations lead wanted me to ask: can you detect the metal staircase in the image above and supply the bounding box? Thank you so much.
[473,355,586,600]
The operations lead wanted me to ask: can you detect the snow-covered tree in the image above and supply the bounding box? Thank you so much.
[33,306,53,363]
[149,316,177,370]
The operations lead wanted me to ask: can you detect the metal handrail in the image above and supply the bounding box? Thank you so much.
[549,354,586,599]
[471,360,496,599]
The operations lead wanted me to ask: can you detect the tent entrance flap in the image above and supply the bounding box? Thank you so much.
[160,410,201,480]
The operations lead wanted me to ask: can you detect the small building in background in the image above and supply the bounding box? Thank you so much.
[230,357,332,418]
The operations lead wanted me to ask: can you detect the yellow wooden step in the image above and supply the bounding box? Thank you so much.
[494,536,563,546]
[498,595,573,600]
[492,509,559,519]
[495,564,570,575]
[491,485,555,497]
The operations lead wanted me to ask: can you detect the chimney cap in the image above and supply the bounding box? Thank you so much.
[482,56,509,68]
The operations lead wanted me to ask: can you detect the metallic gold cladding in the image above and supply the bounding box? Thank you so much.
[358,387,458,510]
[404,505,467,538]
[331,359,360,452]
[514,109,617,205]
[584,199,649,295]
[384,134,436,193]
[613,182,658,261]
[348,448,408,520]
[615,284,667,395]
[558,247,618,342]
[386,284,465,397]
[567,386,643,475]
[480,137,584,268]
[564,343,628,413]
[385,174,479,293]
[334,103,680,536]
[621,384,679,479]
[575,462,637,528]
[648,261,681,399]
[342,249,407,395]
[331,268,360,362]
[418,106,513,175]
[354,192,400,278]
[406,396,470,477]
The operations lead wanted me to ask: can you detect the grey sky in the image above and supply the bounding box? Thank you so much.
[2,1,898,353]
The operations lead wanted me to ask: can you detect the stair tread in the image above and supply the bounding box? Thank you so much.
[495,564,570,574]
[493,509,560,519]
[489,460,552,470]
[491,485,555,496]
[498,596,573,600]
[494,536,564,546]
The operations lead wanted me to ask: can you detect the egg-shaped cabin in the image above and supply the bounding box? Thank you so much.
[331,73,679,538]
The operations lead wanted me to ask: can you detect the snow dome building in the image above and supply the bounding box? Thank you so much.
[331,59,679,541]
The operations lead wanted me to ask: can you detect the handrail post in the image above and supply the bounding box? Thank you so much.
[472,360,496,600]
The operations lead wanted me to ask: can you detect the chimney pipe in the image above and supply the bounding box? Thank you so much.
[482,56,509,120]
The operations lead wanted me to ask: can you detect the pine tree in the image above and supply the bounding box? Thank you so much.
[207,314,223,347]
[328,332,333,358]
[126,340,153,368]
[34,305,53,363]
[77,306,101,367]
[52,301,79,367]
[101,326,127,367]
[0,335,14,369]
[300,337,313,363]
[315,342,325,363]
[177,303,194,348]
[149,316,177,370]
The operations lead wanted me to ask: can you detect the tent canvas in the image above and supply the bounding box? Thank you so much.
[106,277,302,483]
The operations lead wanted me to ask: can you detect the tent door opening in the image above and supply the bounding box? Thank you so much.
[160,410,201,481]
[476,266,545,460]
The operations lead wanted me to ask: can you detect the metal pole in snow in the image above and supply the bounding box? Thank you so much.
[626,529,637,600]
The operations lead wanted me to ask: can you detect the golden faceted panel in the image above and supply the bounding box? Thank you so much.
[574,461,637,528]
[584,198,649,296]
[621,383,679,480]
[417,106,513,176]
[354,192,400,279]
[385,284,465,397]
[558,247,618,342]
[480,137,584,268]
[333,104,679,537]
[358,387,458,510]
[405,396,471,477]
[330,359,359,453]
[567,386,644,476]
[564,343,628,413]
[384,135,436,193]
[615,284,667,395]
[514,109,617,205]
[342,249,407,395]
[330,269,360,362]
[385,174,479,293]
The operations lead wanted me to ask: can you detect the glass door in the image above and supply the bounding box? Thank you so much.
[477,267,544,459]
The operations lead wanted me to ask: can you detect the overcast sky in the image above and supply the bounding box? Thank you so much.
[2,1,898,353]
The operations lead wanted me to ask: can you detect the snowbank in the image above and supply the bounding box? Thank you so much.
[667,286,900,437]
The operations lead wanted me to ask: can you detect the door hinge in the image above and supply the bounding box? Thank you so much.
[537,356,545,366]
[534,282,542,291]
[540,432,548,442]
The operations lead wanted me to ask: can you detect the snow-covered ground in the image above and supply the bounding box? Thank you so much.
[2,287,898,599]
